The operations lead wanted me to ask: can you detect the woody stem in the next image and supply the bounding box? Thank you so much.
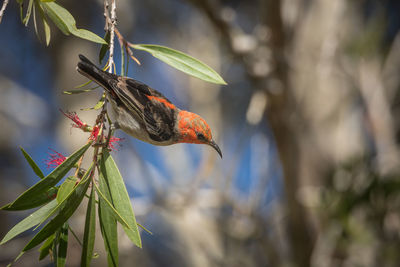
[107,0,117,73]
[0,0,9,23]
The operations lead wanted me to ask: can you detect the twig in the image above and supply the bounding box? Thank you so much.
[107,0,117,73]
[115,28,141,65]
[103,0,109,31]
[0,0,9,23]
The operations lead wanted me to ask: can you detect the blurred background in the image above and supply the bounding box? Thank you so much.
[1,0,400,266]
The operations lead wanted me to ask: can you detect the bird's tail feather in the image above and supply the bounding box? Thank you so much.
[76,54,114,91]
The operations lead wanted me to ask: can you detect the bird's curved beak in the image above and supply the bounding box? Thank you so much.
[208,139,222,158]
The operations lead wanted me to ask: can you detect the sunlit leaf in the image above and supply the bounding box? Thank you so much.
[94,182,129,228]
[41,2,106,44]
[131,44,227,85]
[57,223,68,267]
[98,169,118,267]
[6,251,24,267]
[63,86,99,95]
[38,234,54,261]
[3,143,90,211]
[35,172,88,230]
[74,80,92,89]
[81,187,96,267]
[20,147,44,179]
[81,93,106,111]
[100,150,141,247]
[17,0,24,22]
[0,200,57,245]
[57,176,78,204]
[23,0,34,26]
[32,4,39,40]
[35,1,51,46]
[137,223,153,235]
[22,167,92,251]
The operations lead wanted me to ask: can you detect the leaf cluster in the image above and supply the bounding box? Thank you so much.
[1,145,142,267]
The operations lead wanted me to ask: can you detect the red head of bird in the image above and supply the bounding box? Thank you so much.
[177,110,222,157]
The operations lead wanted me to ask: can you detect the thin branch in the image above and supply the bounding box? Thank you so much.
[0,0,9,23]
[107,0,117,73]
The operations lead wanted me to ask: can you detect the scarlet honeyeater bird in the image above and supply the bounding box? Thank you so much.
[77,55,222,157]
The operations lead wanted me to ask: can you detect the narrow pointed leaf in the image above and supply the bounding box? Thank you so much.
[41,2,106,44]
[52,229,59,264]
[5,143,91,210]
[131,44,227,85]
[57,223,68,267]
[94,182,129,228]
[38,234,55,260]
[17,0,24,22]
[20,147,44,179]
[22,168,92,251]
[32,4,40,41]
[100,150,141,247]
[35,171,90,230]
[81,187,96,267]
[63,86,99,95]
[57,176,78,204]
[98,171,118,267]
[1,187,57,211]
[74,80,92,89]
[23,0,34,26]
[0,200,57,245]
[35,1,51,46]
[7,251,24,267]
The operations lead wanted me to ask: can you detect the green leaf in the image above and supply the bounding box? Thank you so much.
[23,0,34,26]
[74,80,92,89]
[0,200,58,245]
[20,147,44,179]
[35,174,88,230]
[38,234,55,261]
[17,0,24,22]
[7,251,24,267]
[81,93,106,111]
[22,167,92,252]
[35,0,51,46]
[131,44,227,85]
[41,2,106,44]
[100,150,142,247]
[98,172,118,267]
[57,176,78,204]
[32,3,40,41]
[1,187,57,211]
[94,182,129,229]
[99,31,110,64]
[81,187,96,267]
[52,228,59,264]
[57,222,68,267]
[4,143,91,210]
[63,86,99,95]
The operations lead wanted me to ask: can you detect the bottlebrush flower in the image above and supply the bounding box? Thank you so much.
[45,148,66,168]
[60,109,87,130]
[108,136,124,151]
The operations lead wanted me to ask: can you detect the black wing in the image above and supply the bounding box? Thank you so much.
[112,77,178,142]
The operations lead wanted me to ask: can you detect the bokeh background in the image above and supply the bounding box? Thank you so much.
[1,0,400,266]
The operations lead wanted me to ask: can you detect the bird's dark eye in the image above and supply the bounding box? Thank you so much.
[197,133,206,140]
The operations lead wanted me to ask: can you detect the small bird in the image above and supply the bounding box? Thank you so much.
[77,55,222,158]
